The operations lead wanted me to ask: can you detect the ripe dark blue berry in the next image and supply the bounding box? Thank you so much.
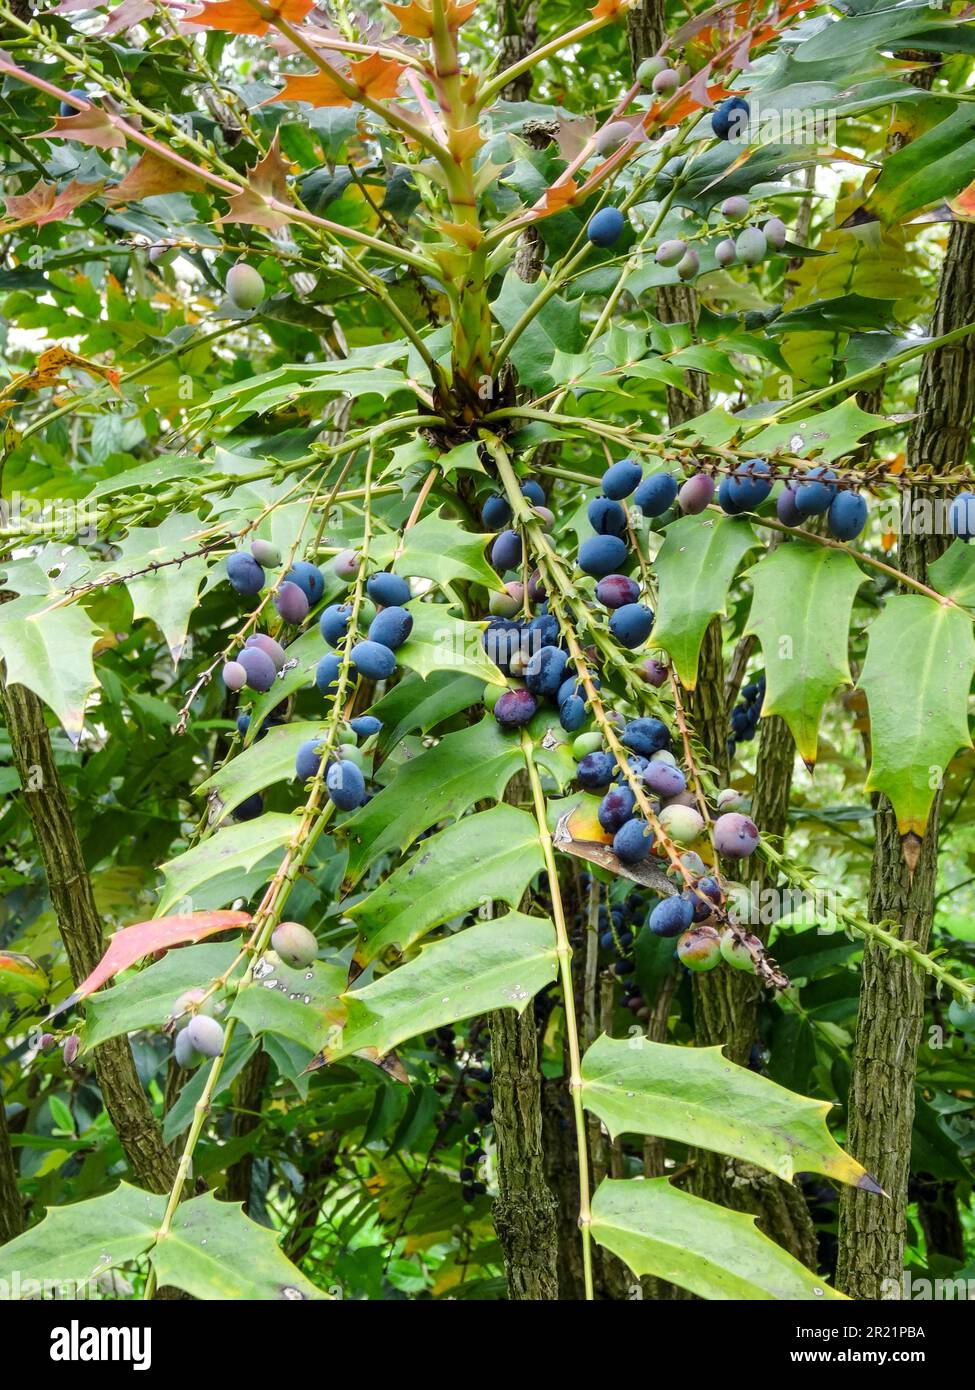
[720,458,772,514]
[295,739,325,781]
[579,534,628,578]
[525,644,569,698]
[827,491,867,541]
[59,89,88,118]
[319,604,352,647]
[233,792,264,822]
[352,640,397,681]
[368,605,413,650]
[577,751,616,789]
[634,473,677,517]
[521,480,545,506]
[366,571,410,607]
[559,695,586,731]
[482,493,512,529]
[326,760,366,811]
[609,603,654,649]
[349,715,382,740]
[613,818,652,863]
[316,653,341,695]
[598,786,637,834]
[648,895,693,937]
[588,497,628,536]
[491,530,523,572]
[601,458,643,500]
[284,560,324,605]
[587,207,625,247]
[226,552,264,595]
[794,466,838,519]
[621,717,671,756]
[711,95,750,140]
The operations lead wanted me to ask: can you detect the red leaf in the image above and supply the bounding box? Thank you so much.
[949,179,975,221]
[385,0,477,37]
[104,151,204,205]
[223,130,295,228]
[2,178,103,228]
[35,108,126,151]
[72,910,251,1001]
[185,0,313,35]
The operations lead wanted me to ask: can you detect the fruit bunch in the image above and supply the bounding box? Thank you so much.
[729,674,765,756]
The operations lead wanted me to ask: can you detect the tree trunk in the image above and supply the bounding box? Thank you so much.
[0,676,178,1195]
[836,217,975,1298]
[223,1050,269,1210]
[0,1082,22,1244]
[489,1004,560,1299]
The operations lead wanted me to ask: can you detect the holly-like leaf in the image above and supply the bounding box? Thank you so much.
[343,717,529,880]
[746,541,865,765]
[929,540,975,609]
[0,593,100,746]
[860,594,975,837]
[119,515,210,664]
[71,910,249,1003]
[871,106,975,224]
[0,1183,165,1290]
[35,108,126,151]
[590,1178,846,1300]
[84,942,241,1048]
[348,804,545,962]
[104,151,205,205]
[157,815,296,915]
[230,956,345,1053]
[326,913,557,1062]
[652,515,758,687]
[369,669,486,753]
[185,0,314,35]
[369,513,504,593]
[396,607,504,684]
[1,178,104,229]
[580,1034,876,1189]
[224,132,295,230]
[745,397,897,462]
[152,1192,328,1299]
[198,720,329,821]
[491,268,583,389]
[385,0,477,38]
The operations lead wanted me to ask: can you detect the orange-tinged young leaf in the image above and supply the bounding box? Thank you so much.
[223,130,295,229]
[2,178,103,228]
[540,178,579,214]
[385,0,477,37]
[71,910,251,1001]
[104,151,205,205]
[590,0,627,16]
[35,109,126,151]
[0,347,122,416]
[349,52,406,100]
[186,0,313,36]
[949,179,975,221]
[273,68,353,108]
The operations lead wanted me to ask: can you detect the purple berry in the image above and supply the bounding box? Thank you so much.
[494,688,537,729]
[236,646,277,693]
[598,785,637,834]
[596,574,640,609]
[226,551,264,595]
[274,581,309,624]
[245,633,286,670]
[644,761,686,798]
[713,811,759,858]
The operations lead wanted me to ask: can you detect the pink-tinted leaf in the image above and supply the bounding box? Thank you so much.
[73,910,250,1001]
[35,108,126,151]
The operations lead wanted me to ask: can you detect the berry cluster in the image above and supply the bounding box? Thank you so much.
[729,674,765,756]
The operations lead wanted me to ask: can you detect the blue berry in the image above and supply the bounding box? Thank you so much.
[226,552,264,595]
[315,653,341,695]
[579,534,628,578]
[598,786,637,834]
[521,481,545,506]
[233,792,264,822]
[634,473,678,517]
[482,493,511,529]
[319,604,352,647]
[351,640,397,681]
[349,715,382,740]
[711,96,750,140]
[601,458,643,500]
[368,605,413,650]
[283,560,324,605]
[648,895,693,937]
[609,603,654,649]
[577,751,616,789]
[559,695,586,732]
[827,491,867,541]
[720,458,772,514]
[525,644,569,698]
[613,818,652,864]
[295,738,326,781]
[794,466,838,519]
[326,760,366,811]
[491,530,523,572]
[366,572,410,607]
[588,497,628,536]
[621,717,671,756]
[237,647,276,692]
[587,207,626,247]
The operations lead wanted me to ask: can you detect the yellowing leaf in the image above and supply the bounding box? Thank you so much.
[104,151,204,204]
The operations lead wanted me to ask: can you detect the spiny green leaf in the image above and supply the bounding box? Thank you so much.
[580,1034,874,1189]
[327,913,557,1061]
[652,515,758,687]
[344,717,526,881]
[929,539,975,609]
[157,814,296,916]
[151,1193,327,1300]
[0,593,99,746]
[119,514,209,665]
[590,1178,846,1300]
[746,541,865,764]
[0,1183,165,1291]
[368,512,503,592]
[230,956,345,1053]
[860,595,975,836]
[197,721,329,821]
[369,669,486,753]
[396,605,504,684]
[349,804,544,962]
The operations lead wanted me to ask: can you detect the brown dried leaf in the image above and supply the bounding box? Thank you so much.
[104,151,204,205]
[35,108,126,151]
[2,178,103,228]
[223,131,295,228]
